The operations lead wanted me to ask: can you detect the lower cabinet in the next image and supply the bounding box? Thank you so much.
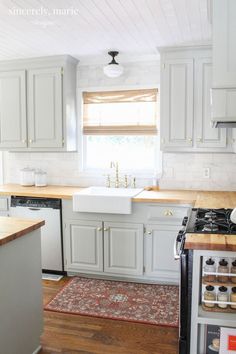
[65,220,103,273]
[65,220,144,277]
[103,222,143,276]
[145,224,180,283]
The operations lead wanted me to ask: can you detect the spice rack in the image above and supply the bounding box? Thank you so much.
[190,250,236,354]
[201,257,236,314]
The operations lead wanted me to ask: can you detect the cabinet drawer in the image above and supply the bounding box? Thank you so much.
[0,197,8,211]
[147,205,189,224]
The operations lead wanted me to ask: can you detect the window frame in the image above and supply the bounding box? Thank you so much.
[78,85,161,178]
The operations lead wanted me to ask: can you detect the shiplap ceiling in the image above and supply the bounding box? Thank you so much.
[0,0,211,62]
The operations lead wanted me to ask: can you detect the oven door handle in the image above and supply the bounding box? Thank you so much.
[174,233,181,260]
[174,231,185,260]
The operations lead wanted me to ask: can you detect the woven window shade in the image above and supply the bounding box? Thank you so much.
[83,89,158,135]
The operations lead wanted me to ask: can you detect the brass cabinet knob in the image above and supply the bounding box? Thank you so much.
[29,139,33,143]
[197,137,202,142]
[22,139,26,143]
[188,138,192,143]
[103,227,109,232]
[164,210,173,216]
[97,227,102,231]
[147,230,152,235]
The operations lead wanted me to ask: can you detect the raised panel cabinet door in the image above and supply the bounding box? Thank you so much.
[145,224,180,283]
[65,220,103,273]
[27,67,63,148]
[161,58,194,148]
[104,222,143,276]
[195,58,227,148]
[213,0,236,87]
[0,70,27,148]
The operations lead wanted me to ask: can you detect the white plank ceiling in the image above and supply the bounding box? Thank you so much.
[0,0,211,61]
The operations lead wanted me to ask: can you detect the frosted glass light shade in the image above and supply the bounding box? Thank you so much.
[103,63,124,78]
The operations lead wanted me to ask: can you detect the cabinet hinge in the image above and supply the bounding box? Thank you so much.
[62,138,65,146]
[143,266,146,273]
[144,227,146,234]
[61,67,64,75]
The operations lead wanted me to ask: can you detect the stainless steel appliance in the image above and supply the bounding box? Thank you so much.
[175,208,236,354]
[10,196,63,273]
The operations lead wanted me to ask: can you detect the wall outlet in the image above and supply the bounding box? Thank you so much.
[203,167,210,179]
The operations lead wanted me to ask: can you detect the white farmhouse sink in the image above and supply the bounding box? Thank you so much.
[73,186,143,214]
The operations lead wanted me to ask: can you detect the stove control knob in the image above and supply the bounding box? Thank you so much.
[177,230,185,242]
[182,216,188,226]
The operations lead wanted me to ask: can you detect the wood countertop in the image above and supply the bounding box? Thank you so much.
[0,184,83,199]
[1,184,236,208]
[133,189,198,205]
[185,233,236,252]
[0,184,235,251]
[0,216,45,246]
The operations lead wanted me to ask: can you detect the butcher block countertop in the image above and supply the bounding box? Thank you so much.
[184,234,236,252]
[0,184,236,252]
[0,216,45,246]
[0,184,236,207]
[0,184,83,199]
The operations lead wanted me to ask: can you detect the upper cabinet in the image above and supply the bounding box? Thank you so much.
[161,58,194,148]
[212,0,236,88]
[160,47,229,152]
[0,55,78,151]
[0,70,27,148]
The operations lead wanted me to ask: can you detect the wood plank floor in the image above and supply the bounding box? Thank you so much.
[40,277,179,354]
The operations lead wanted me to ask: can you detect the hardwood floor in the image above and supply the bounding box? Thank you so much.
[40,278,179,354]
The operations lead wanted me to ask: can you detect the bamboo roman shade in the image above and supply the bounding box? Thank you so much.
[82,89,158,135]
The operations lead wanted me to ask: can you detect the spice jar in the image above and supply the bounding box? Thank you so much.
[230,287,236,309]
[231,260,236,284]
[204,285,216,308]
[204,258,216,282]
[218,259,229,282]
[217,286,228,308]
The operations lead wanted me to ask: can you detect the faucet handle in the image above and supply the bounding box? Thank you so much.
[131,177,136,188]
[105,174,111,188]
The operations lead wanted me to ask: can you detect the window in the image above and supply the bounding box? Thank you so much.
[82,89,158,173]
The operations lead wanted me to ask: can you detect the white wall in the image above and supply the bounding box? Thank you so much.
[3,59,236,191]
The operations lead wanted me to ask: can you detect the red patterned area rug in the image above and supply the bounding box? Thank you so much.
[44,277,179,327]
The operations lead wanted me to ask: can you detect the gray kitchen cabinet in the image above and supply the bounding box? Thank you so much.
[161,57,194,149]
[27,67,63,148]
[0,196,10,216]
[212,0,236,88]
[0,55,78,151]
[145,224,180,283]
[232,129,236,153]
[65,220,103,273]
[195,58,227,149]
[160,47,230,152]
[0,70,27,148]
[103,221,143,276]
[62,199,192,282]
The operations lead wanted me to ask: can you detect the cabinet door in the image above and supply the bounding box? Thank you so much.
[233,129,236,153]
[161,58,194,149]
[145,224,180,283]
[27,67,63,148]
[0,70,27,148]
[213,0,236,87]
[195,58,227,148]
[104,222,143,276]
[65,220,103,273]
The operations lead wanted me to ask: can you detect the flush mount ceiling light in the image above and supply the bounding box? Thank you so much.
[103,51,124,78]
